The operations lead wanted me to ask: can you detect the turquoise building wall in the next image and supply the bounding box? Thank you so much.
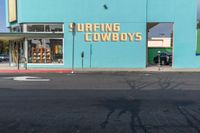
[148,0,198,68]
[5,0,198,68]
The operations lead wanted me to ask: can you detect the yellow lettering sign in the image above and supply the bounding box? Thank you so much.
[84,33,92,42]
[85,23,93,32]
[69,23,143,43]
[101,33,111,42]
[120,33,128,42]
[93,33,101,42]
[127,33,135,42]
[112,33,119,42]
[136,32,142,41]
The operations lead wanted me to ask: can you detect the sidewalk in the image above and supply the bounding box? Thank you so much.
[0,63,72,74]
[1,63,200,73]
[74,66,200,73]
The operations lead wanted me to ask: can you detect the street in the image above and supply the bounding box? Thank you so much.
[0,72,199,133]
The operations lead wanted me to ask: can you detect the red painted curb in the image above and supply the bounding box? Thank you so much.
[0,70,72,74]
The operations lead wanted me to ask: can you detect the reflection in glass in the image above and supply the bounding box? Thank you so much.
[27,25,45,32]
[45,25,63,32]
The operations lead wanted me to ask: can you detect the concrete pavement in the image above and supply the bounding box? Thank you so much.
[0,72,199,133]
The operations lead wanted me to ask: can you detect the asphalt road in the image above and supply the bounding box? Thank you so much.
[0,72,200,133]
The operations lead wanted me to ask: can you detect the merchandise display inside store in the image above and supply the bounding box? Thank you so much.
[31,47,52,63]
[28,39,63,64]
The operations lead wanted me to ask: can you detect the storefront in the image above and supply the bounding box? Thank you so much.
[4,0,199,69]
[0,33,63,69]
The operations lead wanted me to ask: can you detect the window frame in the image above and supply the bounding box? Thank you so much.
[23,23,64,33]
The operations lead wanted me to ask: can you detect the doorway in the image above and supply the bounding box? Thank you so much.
[147,23,174,67]
[9,40,25,69]
[0,40,9,69]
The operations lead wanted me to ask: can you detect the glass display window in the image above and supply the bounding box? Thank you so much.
[25,24,63,33]
[27,25,45,32]
[45,25,63,32]
[28,39,63,64]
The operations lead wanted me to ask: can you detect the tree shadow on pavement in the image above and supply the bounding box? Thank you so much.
[98,75,200,133]
[99,98,147,133]
[98,98,200,133]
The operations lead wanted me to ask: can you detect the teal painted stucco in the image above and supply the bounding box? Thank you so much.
[5,0,198,68]
[147,0,175,22]
[147,0,198,68]
[16,0,147,23]
[64,22,146,68]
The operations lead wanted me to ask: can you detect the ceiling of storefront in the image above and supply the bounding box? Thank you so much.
[0,33,64,41]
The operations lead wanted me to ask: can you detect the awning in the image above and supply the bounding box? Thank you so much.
[0,32,64,41]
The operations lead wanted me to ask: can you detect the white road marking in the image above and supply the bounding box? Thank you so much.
[3,76,50,82]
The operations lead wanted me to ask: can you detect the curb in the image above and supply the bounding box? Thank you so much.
[0,70,72,74]
[1,69,200,74]
[73,69,200,73]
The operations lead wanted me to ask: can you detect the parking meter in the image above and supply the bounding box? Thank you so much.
[72,22,76,73]
[81,51,84,58]
[72,22,76,36]
[81,51,84,69]
[158,51,161,70]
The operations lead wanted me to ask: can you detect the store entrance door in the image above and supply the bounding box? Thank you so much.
[10,40,26,69]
